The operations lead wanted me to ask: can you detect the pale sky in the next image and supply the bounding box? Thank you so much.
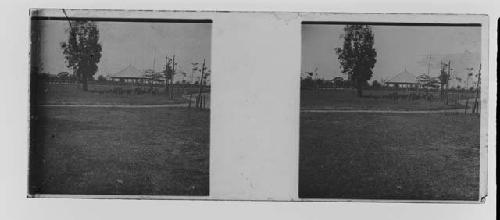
[301,24,481,85]
[36,20,211,80]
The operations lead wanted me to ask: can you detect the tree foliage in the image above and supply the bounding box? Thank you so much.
[335,25,377,96]
[60,21,102,91]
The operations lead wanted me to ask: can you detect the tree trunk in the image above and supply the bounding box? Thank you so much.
[356,80,363,97]
[81,71,88,91]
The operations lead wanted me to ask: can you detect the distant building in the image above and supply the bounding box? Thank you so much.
[385,69,418,88]
[416,73,440,88]
[109,65,150,84]
[109,65,168,85]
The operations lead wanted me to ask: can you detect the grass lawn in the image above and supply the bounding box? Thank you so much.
[34,83,206,105]
[29,107,209,196]
[301,89,468,111]
[299,112,480,200]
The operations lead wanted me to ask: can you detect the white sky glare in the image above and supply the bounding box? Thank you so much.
[37,20,211,80]
[301,24,481,84]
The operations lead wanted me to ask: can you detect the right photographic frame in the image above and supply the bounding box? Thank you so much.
[299,17,488,201]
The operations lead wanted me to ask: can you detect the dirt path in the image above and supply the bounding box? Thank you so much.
[301,108,471,114]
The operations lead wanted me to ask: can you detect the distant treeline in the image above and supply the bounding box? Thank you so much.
[35,72,209,87]
[301,77,477,92]
[301,77,370,90]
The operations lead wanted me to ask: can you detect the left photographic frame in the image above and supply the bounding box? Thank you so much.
[29,9,212,197]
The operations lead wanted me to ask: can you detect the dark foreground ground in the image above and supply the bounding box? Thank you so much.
[30,107,209,196]
[299,112,480,200]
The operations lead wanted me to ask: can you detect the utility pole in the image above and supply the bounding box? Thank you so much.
[439,61,444,99]
[473,64,481,114]
[197,59,206,109]
[464,67,473,114]
[446,60,451,105]
[152,49,156,72]
[426,54,431,76]
[171,55,175,99]
[165,56,169,96]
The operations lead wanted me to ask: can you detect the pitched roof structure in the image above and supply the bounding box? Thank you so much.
[110,65,145,78]
[387,69,417,84]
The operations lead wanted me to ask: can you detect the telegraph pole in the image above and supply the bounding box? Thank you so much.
[473,64,481,114]
[165,56,169,94]
[197,59,206,109]
[446,60,451,105]
[171,55,175,99]
[464,67,473,114]
[152,49,156,72]
[426,54,431,76]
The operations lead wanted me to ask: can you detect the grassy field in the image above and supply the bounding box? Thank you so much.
[301,89,470,111]
[29,107,209,195]
[34,83,207,105]
[299,112,480,200]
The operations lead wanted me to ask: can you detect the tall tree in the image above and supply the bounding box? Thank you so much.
[60,21,102,91]
[335,25,377,97]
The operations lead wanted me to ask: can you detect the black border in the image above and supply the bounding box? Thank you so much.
[302,21,481,27]
[30,16,212,23]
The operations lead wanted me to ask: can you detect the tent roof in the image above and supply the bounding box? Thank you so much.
[387,69,417,84]
[110,65,145,78]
